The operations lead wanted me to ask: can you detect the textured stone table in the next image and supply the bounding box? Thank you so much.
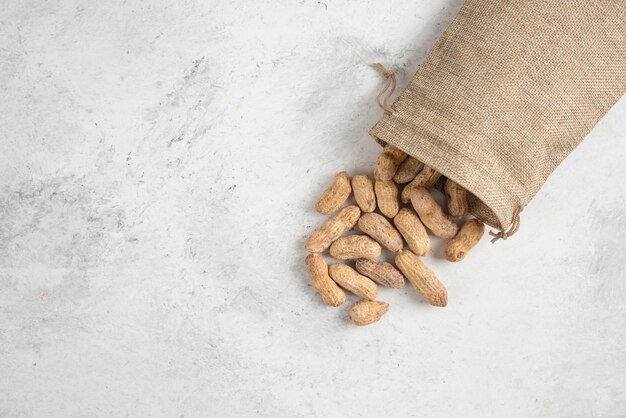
[1,1,625,416]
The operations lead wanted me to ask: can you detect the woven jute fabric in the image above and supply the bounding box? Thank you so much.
[370,0,626,231]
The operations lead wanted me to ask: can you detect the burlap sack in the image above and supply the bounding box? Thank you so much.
[370,0,626,236]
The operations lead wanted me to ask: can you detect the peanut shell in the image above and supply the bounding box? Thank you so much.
[375,180,399,218]
[444,179,468,218]
[374,145,407,181]
[393,157,424,184]
[306,205,360,252]
[355,259,405,288]
[305,254,346,307]
[445,219,485,262]
[351,174,376,213]
[401,165,441,203]
[328,264,378,301]
[393,208,431,256]
[329,235,381,260]
[395,250,447,307]
[410,187,458,238]
[348,300,389,326]
[315,171,351,215]
[358,212,403,252]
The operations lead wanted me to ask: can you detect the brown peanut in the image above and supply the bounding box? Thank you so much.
[348,300,389,326]
[351,174,376,213]
[305,205,360,252]
[328,264,378,301]
[315,171,351,215]
[401,165,441,203]
[393,157,424,184]
[393,208,430,256]
[444,179,468,218]
[374,145,407,181]
[395,250,447,307]
[375,180,399,218]
[445,219,484,262]
[358,212,403,252]
[410,187,458,238]
[305,254,346,307]
[329,235,381,260]
[355,259,405,288]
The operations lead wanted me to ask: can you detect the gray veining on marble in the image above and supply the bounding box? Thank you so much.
[1,1,625,416]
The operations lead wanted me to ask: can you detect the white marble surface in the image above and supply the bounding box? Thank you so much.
[1,1,625,416]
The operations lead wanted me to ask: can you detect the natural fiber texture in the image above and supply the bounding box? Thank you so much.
[370,0,626,231]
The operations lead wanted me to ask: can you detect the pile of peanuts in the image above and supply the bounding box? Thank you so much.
[305,145,485,326]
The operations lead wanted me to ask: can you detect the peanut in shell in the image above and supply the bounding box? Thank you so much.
[315,171,351,215]
[375,180,399,218]
[410,187,458,238]
[393,157,424,184]
[393,208,430,256]
[305,254,346,307]
[328,264,378,301]
[329,235,381,260]
[395,250,447,307]
[306,205,360,252]
[445,219,484,262]
[401,165,441,203]
[374,145,407,181]
[358,212,403,252]
[348,300,389,326]
[355,259,405,288]
[444,179,468,218]
[351,174,376,213]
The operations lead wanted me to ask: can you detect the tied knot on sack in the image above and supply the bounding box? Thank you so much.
[372,63,396,114]
[489,207,523,243]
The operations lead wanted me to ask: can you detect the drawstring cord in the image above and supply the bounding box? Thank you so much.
[372,63,396,114]
[489,207,523,243]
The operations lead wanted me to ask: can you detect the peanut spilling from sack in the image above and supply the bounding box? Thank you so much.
[349,301,389,326]
[305,144,487,325]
